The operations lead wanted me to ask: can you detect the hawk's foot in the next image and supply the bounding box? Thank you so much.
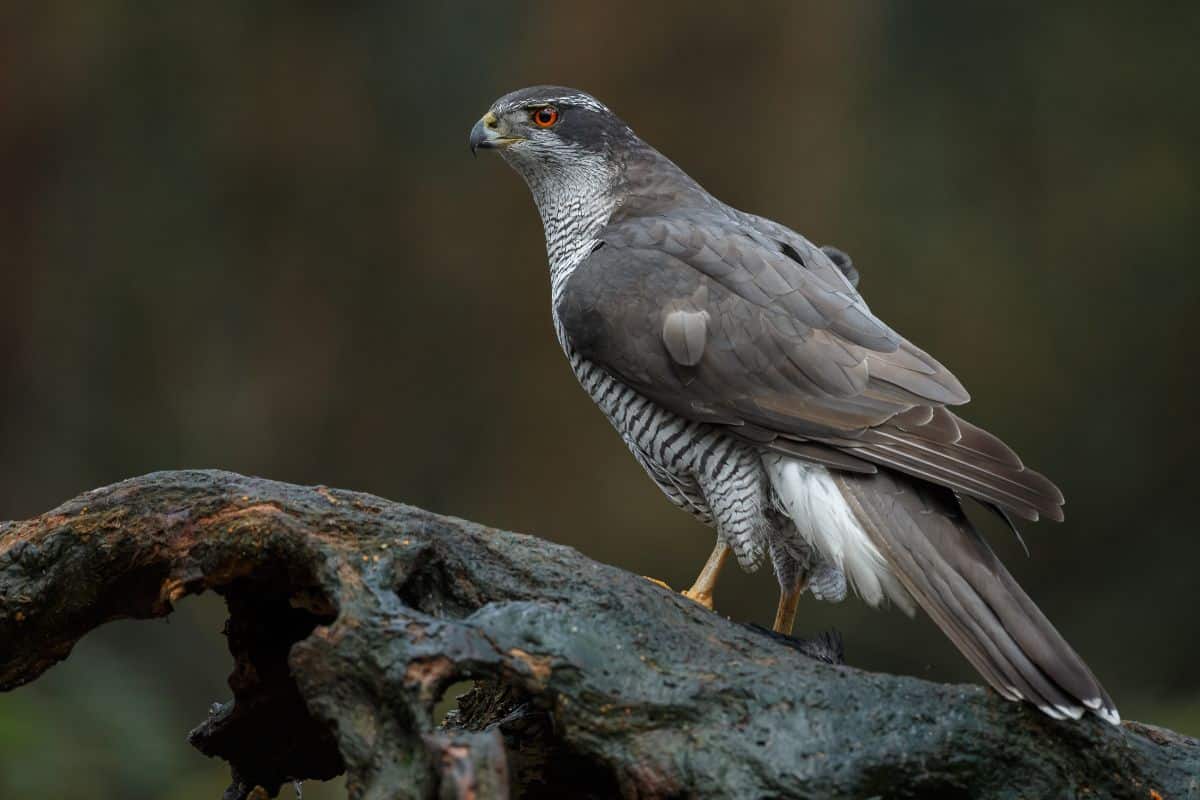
[641,576,717,611]
[642,576,673,592]
[683,541,731,612]
[643,542,731,611]
[681,585,715,610]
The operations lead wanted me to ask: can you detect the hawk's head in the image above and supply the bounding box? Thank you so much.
[470,86,704,242]
[469,86,636,183]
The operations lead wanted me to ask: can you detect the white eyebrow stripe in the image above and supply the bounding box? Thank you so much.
[498,94,609,113]
[546,94,608,111]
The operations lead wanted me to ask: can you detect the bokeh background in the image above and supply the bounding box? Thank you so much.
[2,2,1198,797]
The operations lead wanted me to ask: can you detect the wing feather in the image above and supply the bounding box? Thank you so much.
[557,209,1064,522]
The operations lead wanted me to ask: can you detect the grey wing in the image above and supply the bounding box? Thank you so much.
[558,210,1064,522]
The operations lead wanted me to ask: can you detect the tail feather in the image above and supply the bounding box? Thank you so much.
[832,468,1119,725]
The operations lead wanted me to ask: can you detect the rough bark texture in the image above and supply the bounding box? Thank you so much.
[0,470,1195,799]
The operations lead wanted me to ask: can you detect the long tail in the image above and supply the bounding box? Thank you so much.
[831,467,1119,724]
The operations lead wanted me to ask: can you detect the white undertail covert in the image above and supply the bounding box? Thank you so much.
[763,454,914,613]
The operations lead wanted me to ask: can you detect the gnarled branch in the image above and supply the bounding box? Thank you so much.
[0,471,1194,798]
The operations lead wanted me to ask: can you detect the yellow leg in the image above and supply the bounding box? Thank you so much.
[643,541,732,611]
[681,542,731,610]
[773,587,803,636]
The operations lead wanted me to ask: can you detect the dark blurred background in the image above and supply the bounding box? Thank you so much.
[2,2,1198,797]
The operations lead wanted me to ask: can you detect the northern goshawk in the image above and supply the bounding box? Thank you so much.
[469,86,1117,724]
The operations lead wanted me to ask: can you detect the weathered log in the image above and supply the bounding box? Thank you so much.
[0,470,1194,798]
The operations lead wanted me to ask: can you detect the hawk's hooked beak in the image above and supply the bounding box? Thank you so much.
[469,111,522,156]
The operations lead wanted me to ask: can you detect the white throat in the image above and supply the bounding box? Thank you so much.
[503,146,617,307]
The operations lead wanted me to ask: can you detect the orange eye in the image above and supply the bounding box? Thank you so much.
[532,106,559,128]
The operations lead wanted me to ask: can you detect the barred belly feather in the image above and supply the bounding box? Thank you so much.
[567,347,770,571]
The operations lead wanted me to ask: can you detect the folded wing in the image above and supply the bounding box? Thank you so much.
[558,209,1064,522]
